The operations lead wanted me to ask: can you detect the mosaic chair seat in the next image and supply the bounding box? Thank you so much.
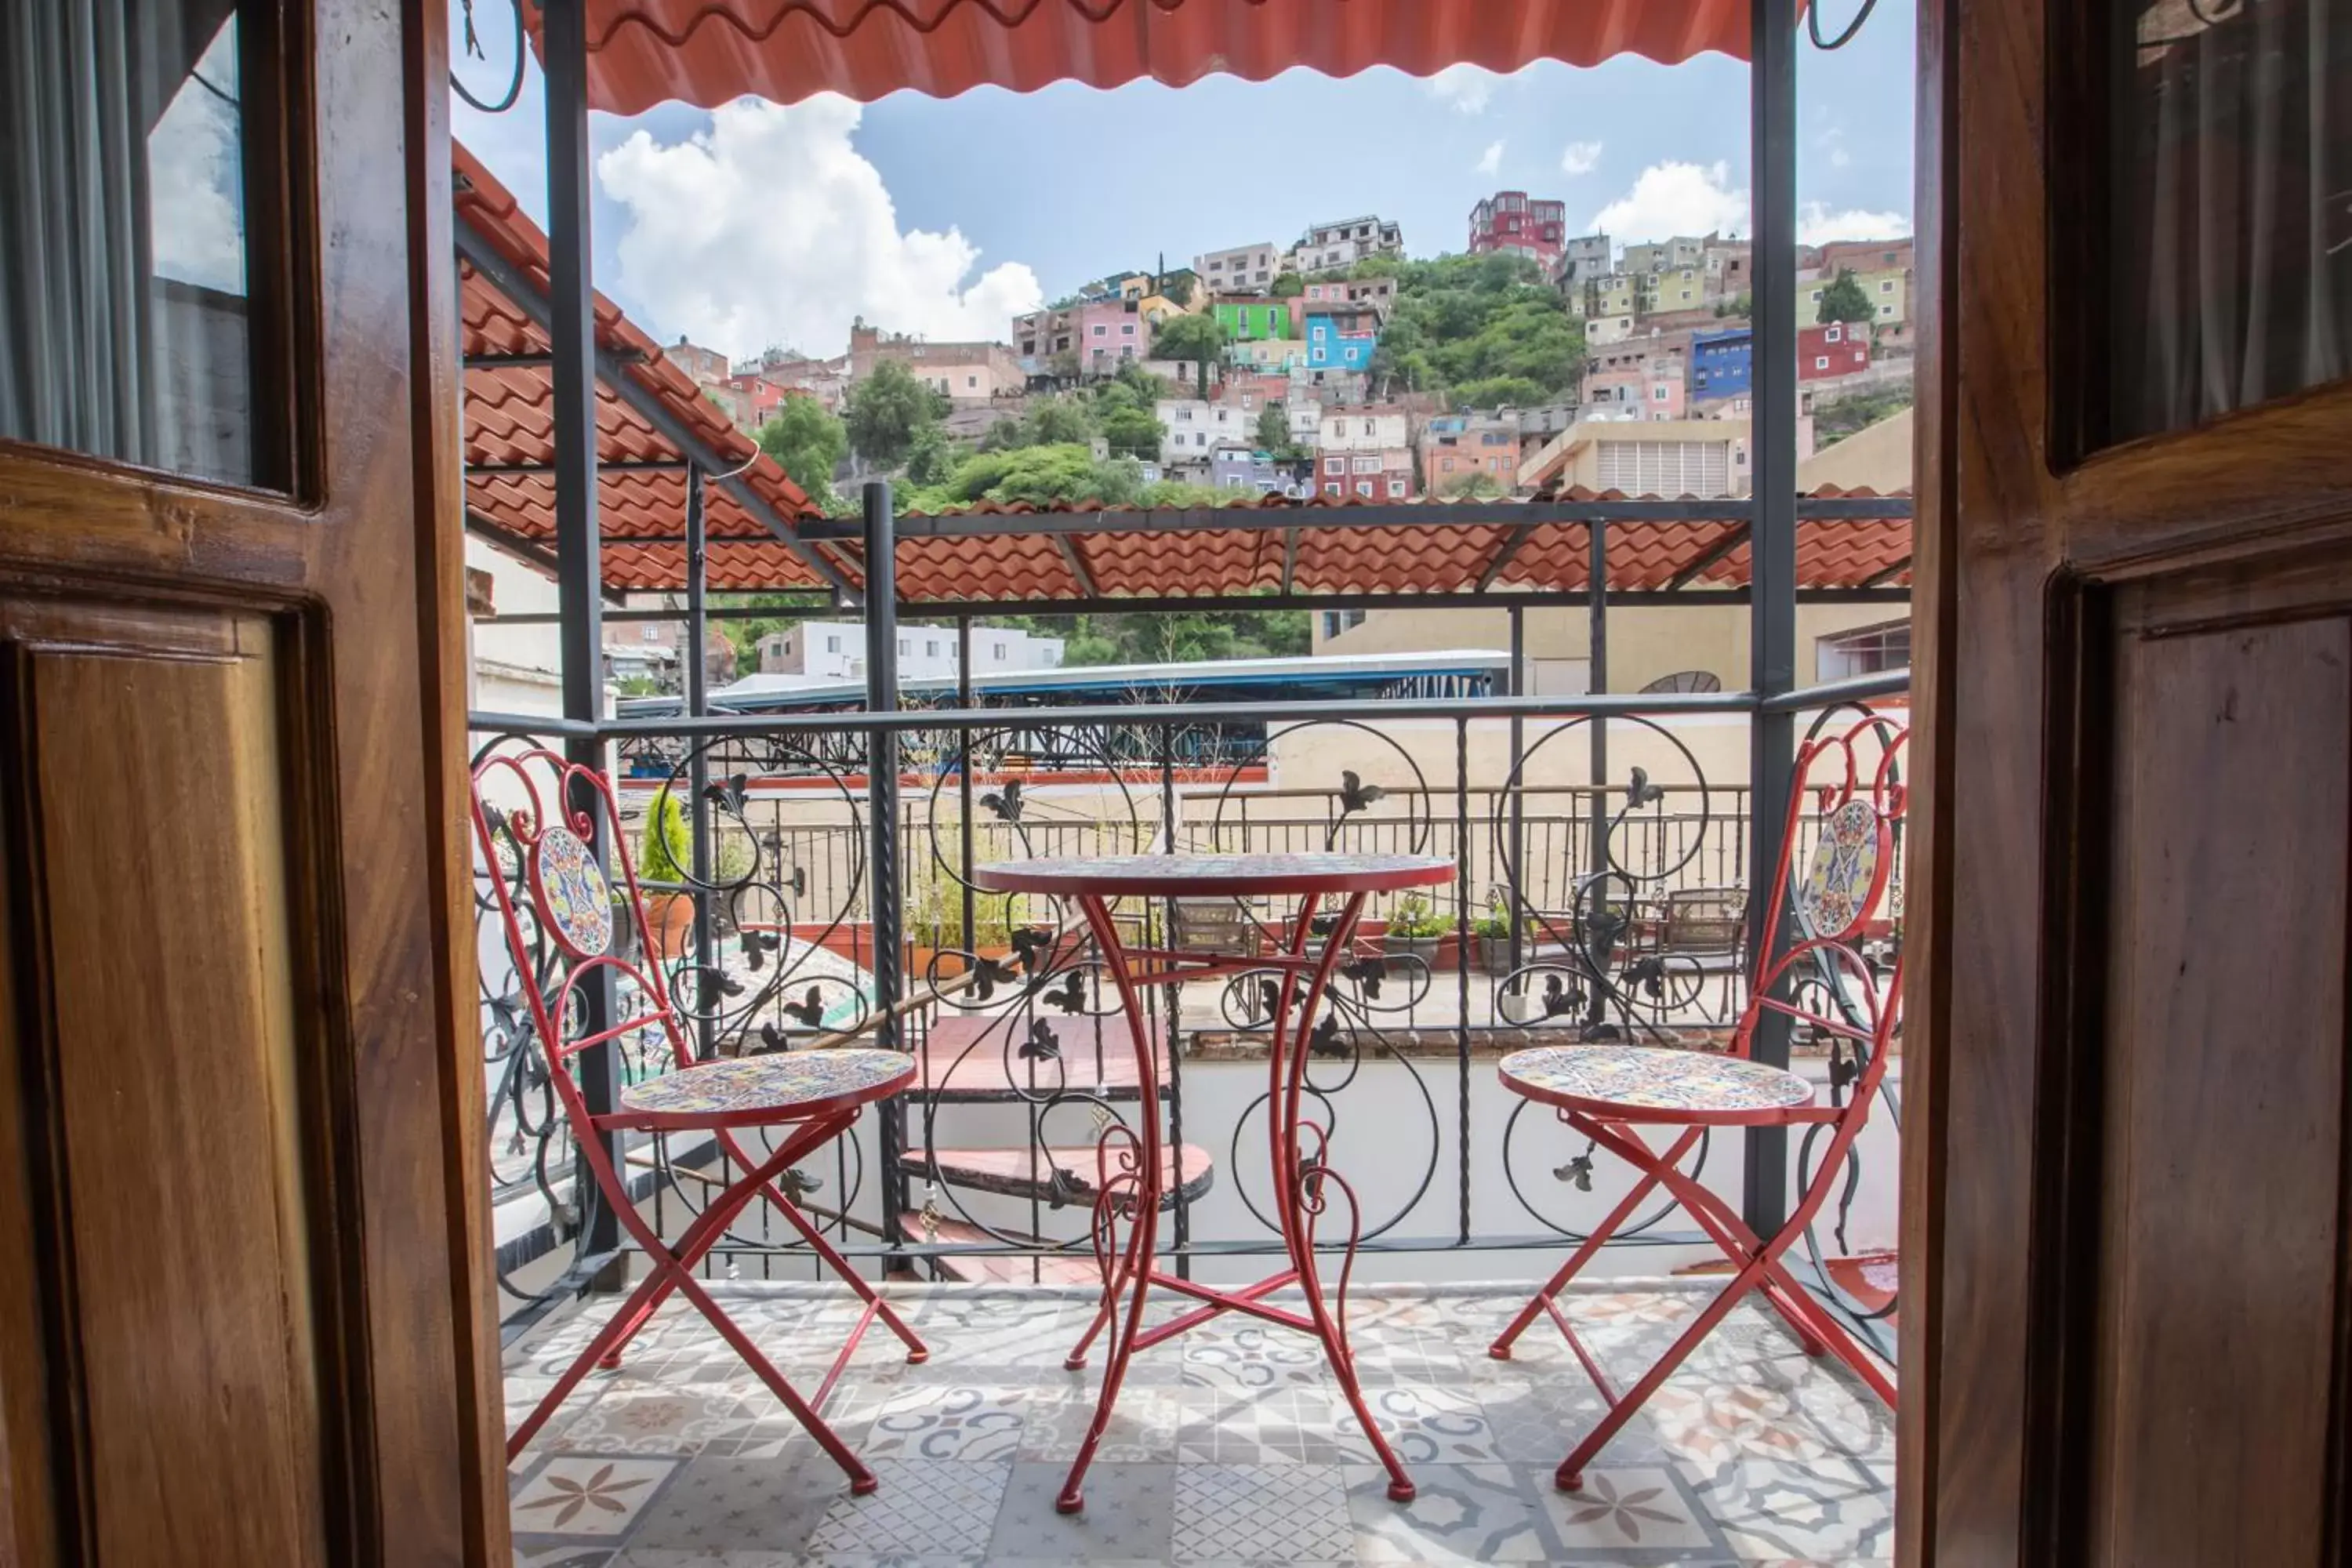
[473,746,926,1497]
[1488,719,1905,1490]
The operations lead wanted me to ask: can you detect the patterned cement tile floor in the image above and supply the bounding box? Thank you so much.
[506,1280,1893,1566]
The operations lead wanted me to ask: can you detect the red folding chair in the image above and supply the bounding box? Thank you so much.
[1487,718,1904,1490]
[474,746,926,1494]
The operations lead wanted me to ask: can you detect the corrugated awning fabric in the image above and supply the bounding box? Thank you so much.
[521,0,1759,115]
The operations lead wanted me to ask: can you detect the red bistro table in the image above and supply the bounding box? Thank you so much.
[970,852,1455,1513]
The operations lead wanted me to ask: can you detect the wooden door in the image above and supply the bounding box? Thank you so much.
[0,1,502,1563]
[1904,2,2352,1563]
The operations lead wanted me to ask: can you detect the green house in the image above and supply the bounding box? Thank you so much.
[1213,299,1291,341]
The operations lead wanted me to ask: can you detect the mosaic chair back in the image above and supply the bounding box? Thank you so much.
[1735,716,1909,1087]
[470,743,691,1107]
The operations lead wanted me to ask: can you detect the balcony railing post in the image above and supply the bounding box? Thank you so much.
[864,481,906,1269]
[1744,0,1802,1240]
[544,0,624,1286]
[685,465,716,1062]
[1160,724,1189,1275]
[1587,521,1610,1032]
[1455,716,1472,1246]
[1508,606,1526,975]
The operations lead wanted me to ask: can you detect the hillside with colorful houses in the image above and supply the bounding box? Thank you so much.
[660,192,1914,516]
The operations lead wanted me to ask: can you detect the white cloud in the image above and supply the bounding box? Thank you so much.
[1560,140,1604,176]
[1589,161,1750,244]
[1425,64,1496,115]
[1474,140,1505,177]
[148,26,245,292]
[597,96,1043,359]
[1798,203,1911,245]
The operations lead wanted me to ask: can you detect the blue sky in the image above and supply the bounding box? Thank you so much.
[451,2,1915,361]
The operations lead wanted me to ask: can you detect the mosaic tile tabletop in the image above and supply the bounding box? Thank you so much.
[506,1279,1893,1566]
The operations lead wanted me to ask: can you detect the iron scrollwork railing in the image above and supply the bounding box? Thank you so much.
[477,688,1910,1343]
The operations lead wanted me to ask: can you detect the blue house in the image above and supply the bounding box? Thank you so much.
[1305,306,1378,373]
[1690,327,1754,404]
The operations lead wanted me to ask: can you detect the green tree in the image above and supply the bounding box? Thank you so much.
[1448,375,1548,410]
[1025,395,1098,445]
[902,422,959,486]
[1814,268,1875,326]
[1442,470,1511,499]
[845,359,947,469]
[1254,404,1291,452]
[1102,405,1164,460]
[1269,273,1305,299]
[1151,312,1228,399]
[941,443,1140,508]
[754,397,848,509]
[1715,291,1753,320]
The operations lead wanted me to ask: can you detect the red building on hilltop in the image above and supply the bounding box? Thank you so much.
[1468,191,1569,267]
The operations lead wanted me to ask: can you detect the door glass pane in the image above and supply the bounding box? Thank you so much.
[2102,0,2352,442]
[0,0,277,488]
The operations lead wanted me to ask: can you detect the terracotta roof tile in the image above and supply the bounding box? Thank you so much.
[531,0,1756,117]
[456,140,829,589]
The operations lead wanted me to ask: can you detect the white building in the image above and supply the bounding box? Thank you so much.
[1286,397,1323,447]
[1155,397,1250,463]
[757,620,1064,681]
[1287,216,1406,276]
[1316,406,1410,454]
[1193,241,1279,295]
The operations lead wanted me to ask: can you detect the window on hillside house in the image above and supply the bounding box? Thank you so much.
[1816,619,1913,682]
[897,639,908,655]
[1815,356,1831,370]
[1387,480,1406,496]
[826,635,840,653]
[993,643,1007,660]
[1355,481,1374,497]
[1324,482,1341,495]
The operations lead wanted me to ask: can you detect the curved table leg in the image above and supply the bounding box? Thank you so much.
[1272,892,1418,1503]
[1056,892,1163,1515]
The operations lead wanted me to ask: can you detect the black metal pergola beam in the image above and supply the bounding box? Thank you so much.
[1051,534,1100,597]
[1477,522,1538,590]
[1860,554,1913,588]
[474,585,1911,625]
[464,348,646,371]
[792,494,1900,541]
[1668,521,1753,589]
[468,459,691,477]
[453,219,862,604]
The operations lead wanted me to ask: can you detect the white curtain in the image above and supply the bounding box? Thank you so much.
[2130,0,2349,435]
[0,0,249,478]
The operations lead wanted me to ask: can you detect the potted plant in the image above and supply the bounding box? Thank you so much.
[1472,893,1517,973]
[1383,894,1456,965]
[635,786,699,958]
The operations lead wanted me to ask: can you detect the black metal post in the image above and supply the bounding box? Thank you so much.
[1508,606,1526,975]
[1743,0,1801,1239]
[544,0,623,1283]
[864,482,906,1268]
[1586,521,1610,1031]
[957,615,975,960]
[1160,729,1188,1273]
[684,466,716,1062]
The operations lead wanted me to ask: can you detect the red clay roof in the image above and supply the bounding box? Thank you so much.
[526,0,1757,116]
[564,488,1911,600]
[456,141,834,589]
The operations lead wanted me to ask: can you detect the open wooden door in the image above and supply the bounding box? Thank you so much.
[1904,1,2352,1563]
[0,0,502,1563]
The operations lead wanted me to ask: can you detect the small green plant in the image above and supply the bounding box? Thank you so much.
[1470,891,1515,940]
[637,786,757,886]
[639,786,692,884]
[1386,894,1457,941]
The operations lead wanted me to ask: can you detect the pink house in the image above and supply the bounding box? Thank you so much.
[1076,299,1146,372]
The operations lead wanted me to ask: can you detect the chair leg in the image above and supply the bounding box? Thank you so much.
[722,1127,930,1363]
[1489,1125,1700,1361]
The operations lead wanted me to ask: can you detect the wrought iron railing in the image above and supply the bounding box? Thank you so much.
[472,677,1907,1358]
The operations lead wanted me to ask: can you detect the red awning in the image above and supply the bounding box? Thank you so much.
[526,0,1757,116]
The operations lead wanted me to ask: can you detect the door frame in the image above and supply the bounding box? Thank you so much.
[1900,2,2352,1562]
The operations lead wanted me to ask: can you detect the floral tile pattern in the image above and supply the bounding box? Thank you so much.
[506,1279,1893,1563]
